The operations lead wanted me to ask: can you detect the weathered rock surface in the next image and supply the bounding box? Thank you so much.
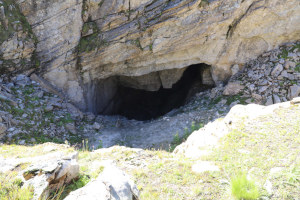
[72,0,300,111]
[1,0,296,112]
[0,42,299,150]
[0,143,79,200]
[65,163,139,200]
[174,99,297,158]
[0,0,36,74]
[16,0,84,107]
[23,154,79,200]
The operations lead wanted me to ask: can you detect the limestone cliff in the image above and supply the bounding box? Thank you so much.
[0,0,299,113]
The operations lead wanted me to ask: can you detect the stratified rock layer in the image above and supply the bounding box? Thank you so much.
[1,0,299,111]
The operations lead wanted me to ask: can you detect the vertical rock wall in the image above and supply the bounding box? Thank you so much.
[0,0,36,74]
[16,0,84,108]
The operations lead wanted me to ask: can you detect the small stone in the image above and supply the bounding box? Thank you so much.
[284,61,290,69]
[288,61,296,69]
[287,73,295,80]
[45,105,53,112]
[271,64,283,77]
[258,86,268,94]
[252,93,262,101]
[0,123,7,137]
[265,67,272,76]
[291,97,300,104]
[279,59,285,64]
[245,99,253,104]
[265,96,273,106]
[282,97,288,102]
[66,123,77,134]
[280,70,288,78]
[93,122,101,130]
[273,94,281,104]
[288,85,300,100]
[223,82,245,96]
[6,83,14,88]
[18,140,25,145]
[248,84,255,91]
[7,127,15,132]
[16,74,26,82]
[36,91,44,98]
[258,80,268,86]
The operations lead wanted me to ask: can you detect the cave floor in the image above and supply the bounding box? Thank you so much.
[86,89,233,150]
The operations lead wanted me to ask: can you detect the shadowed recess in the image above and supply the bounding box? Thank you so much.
[88,64,214,121]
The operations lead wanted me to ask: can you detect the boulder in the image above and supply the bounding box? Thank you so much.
[271,64,284,77]
[21,152,79,200]
[65,164,139,200]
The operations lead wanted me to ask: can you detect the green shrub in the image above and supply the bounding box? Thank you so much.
[231,173,260,200]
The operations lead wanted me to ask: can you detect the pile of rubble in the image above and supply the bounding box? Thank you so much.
[0,73,101,146]
[222,41,300,105]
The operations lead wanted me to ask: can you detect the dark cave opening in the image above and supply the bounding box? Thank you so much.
[111,64,214,121]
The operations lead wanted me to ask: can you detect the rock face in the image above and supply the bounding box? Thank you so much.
[16,0,84,106]
[1,0,299,113]
[65,164,139,200]
[0,0,36,74]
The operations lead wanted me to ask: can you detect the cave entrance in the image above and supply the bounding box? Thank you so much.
[90,64,215,121]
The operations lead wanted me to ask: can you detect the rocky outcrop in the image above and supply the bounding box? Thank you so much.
[174,97,300,158]
[65,163,140,200]
[74,0,300,112]
[22,152,79,200]
[0,0,299,113]
[0,143,79,200]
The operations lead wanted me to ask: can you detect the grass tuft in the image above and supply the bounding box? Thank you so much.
[0,172,34,200]
[231,173,260,200]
